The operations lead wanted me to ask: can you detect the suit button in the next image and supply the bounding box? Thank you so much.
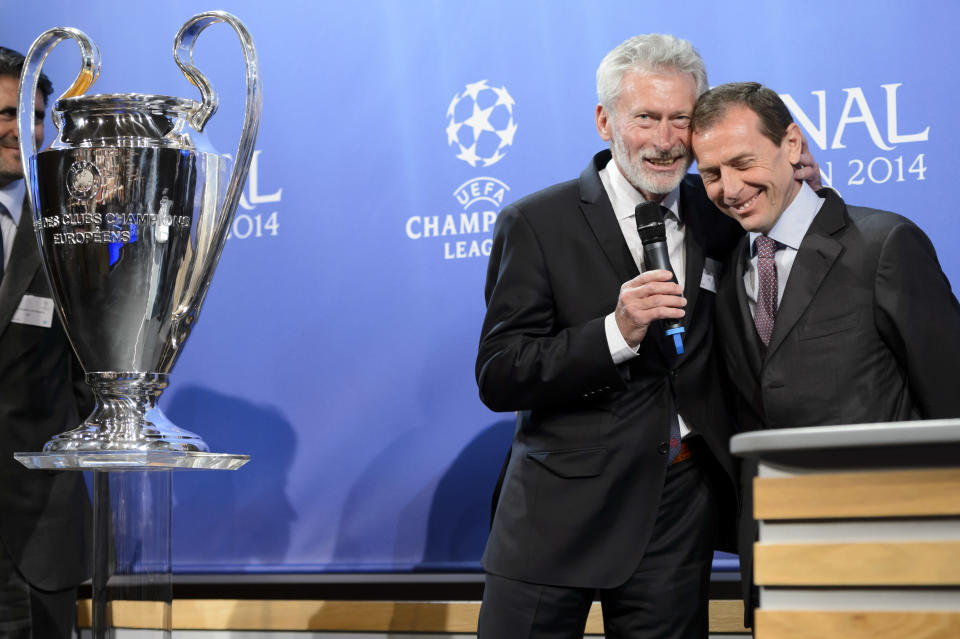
[658,442,669,455]
[671,370,679,379]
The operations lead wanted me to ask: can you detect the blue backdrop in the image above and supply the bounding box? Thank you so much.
[2,1,955,573]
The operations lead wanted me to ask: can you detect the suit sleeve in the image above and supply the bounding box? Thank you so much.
[874,221,960,418]
[476,205,625,412]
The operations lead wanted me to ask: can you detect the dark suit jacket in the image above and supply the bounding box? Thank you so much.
[0,197,92,591]
[476,151,743,588]
[716,188,960,619]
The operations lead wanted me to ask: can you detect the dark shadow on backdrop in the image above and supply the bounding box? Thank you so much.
[418,418,514,569]
[329,418,513,571]
[165,385,297,569]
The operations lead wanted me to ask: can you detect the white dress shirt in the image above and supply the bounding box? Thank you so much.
[598,157,690,436]
[0,181,25,271]
[744,182,824,314]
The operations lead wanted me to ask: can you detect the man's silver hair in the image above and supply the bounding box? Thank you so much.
[596,34,708,110]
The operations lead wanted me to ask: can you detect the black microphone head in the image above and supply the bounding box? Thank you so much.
[635,201,666,245]
[634,201,664,227]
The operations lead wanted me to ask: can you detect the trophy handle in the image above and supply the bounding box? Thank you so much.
[17,27,100,219]
[174,10,261,206]
[173,12,262,316]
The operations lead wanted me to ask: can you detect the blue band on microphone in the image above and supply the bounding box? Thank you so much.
[665,327,685,355]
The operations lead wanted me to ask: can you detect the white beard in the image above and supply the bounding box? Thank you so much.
[610,132,691,197]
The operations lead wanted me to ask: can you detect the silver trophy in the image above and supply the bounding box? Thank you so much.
[15,12,261,462]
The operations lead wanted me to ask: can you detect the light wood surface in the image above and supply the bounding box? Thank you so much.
[77,598,748,633]
[75,600,171,629]
[754,610,960,639]
[755,541,960,586]
[753,469,960,520]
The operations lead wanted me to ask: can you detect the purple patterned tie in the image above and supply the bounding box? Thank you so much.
[668,409,681,463]
[0,201,8,283]
[754,235,778,346]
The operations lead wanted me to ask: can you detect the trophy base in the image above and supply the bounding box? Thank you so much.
[14,450,249,471]
[43,372,212,454]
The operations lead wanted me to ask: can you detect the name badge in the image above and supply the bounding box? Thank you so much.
[12,294,55,328]
[700,257,722,294]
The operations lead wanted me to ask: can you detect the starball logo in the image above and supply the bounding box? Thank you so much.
[405,80,516,260]
[446,80,518,167]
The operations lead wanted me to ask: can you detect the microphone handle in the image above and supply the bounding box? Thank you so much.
[642,240,682,331]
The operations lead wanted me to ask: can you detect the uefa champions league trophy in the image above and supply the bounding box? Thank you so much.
[14,11,260,469]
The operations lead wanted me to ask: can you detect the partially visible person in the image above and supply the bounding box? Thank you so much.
[691,80,960,623]
[0,45,92,639]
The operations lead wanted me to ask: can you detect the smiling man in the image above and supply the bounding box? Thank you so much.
[476,35,750,639]
[691,81,960,622]
[0,46,92,639]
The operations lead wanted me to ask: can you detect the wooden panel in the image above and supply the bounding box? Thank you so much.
[709,600,749,633]
[74,600,171,629]
[77,598,747,633]
[754,469,960,520]
[755,610,960,639]
[755,541,960,586]
[80,600,480,632]
[585,599,746,634]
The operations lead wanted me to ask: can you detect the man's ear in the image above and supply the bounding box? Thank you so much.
[783,122,803,165]
[596,104,612,141]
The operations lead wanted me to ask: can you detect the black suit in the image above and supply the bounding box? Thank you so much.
[0,198,92,637]
[476,151,742,636]
[716,188,960,621]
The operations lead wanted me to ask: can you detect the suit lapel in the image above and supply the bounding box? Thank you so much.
[679,181,705,317]
[717,237,767,416]
[578,153,639,284]
[0,198,42,336]
[765,192,846,358]
[731,237,764,374]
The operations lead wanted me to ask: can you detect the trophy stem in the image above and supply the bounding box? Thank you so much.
[92,470,173,638]
[42,372,210,453]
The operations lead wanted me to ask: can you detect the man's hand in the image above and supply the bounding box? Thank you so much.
[615,270,686,349]
[793,134,823,191]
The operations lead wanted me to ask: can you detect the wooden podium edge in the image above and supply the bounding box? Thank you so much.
[77,598,748,633]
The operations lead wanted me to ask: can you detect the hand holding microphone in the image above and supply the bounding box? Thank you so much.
[621,201,685,354]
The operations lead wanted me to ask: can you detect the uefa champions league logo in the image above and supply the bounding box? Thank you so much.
[446,80,518,167]
[406,80,515,260]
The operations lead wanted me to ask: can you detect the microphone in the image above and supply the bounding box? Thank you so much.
[634,201,685,355]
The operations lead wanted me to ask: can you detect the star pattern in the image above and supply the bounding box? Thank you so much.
[483,149,505,166]
[445,119,462,145]
[491,85,515,109]
[456,143,481,167]
[495,118,518,147]
[463,101,496,142]
[463,79,489,101]
[445,94,460,119]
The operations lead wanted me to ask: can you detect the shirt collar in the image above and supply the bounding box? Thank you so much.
[749,181,823,253]
[0,180,24,225]
[602,156,682,223]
